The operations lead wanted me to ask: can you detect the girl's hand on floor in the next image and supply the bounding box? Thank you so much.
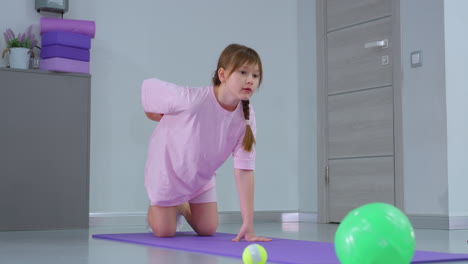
[232,224,272,242]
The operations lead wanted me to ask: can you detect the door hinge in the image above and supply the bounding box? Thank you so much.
[325,165,329,184]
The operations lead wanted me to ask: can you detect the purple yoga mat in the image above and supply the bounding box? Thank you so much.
[42,31,91,49]
[40,57,89,74]
[40,17,96,38]
[92,232,468,264]
[41,45,90,61]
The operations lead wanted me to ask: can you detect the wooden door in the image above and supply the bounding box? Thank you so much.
[322,0,396,222]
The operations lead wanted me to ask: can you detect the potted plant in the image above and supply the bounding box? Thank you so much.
[2,25,38,69]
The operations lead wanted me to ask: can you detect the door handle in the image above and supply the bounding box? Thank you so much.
[364,39,388,49]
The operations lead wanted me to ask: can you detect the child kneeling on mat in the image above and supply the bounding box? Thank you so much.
[141,43,272,242]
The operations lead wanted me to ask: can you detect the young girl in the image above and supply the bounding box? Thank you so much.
[141,43,271,242]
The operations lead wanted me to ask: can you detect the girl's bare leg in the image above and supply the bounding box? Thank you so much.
[185,202,218,236]
[147,205,178,237]
[148,201,218,237]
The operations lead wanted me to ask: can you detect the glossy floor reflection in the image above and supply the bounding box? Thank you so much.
[1,222,468,264]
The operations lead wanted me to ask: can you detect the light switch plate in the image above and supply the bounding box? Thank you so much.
[382,55,390,66]
[411,50,422,68]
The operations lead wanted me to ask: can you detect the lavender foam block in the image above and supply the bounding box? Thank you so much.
[42,31,91,49]
[41,45,90,62]
[40,57,89,74]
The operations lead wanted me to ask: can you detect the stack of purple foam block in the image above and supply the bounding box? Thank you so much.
[39,17,96,74]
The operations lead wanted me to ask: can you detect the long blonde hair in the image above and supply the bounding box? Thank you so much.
[212,44,263,152]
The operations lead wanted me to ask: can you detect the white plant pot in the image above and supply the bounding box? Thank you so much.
[9,48,31,69]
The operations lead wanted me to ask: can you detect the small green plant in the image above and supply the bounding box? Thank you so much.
[3,25,38,49]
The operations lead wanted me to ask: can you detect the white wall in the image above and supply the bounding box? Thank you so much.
[401,0,468,227]
[1,1,306,215]
[400,0,449,216]
[297,0,317,213]
[87,0,302,213]
[0,2,42,66]
[4,0,466,226]
[444,1,468,218]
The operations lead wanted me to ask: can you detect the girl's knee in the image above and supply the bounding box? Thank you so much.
[195,223,218,236]
[147,204,178,238]
[152,228,176,238]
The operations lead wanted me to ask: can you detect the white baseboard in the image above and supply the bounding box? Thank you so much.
[89,211,318,227]
[89,212,147,227]
[299,212,318,222]
[90,212,468,230]
[408,214,468,230]
[449,216,468,230]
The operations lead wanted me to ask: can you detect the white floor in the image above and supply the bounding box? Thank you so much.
[1,222,468,264]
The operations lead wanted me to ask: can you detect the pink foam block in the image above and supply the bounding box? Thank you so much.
[40,18,96,38]
[40,57,90,74]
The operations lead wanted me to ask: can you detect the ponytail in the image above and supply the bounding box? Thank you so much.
[242,100,256,152]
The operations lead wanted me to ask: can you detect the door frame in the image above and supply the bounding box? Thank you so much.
[315,0,404,223]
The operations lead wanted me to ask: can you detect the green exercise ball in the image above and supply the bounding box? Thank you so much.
[334,203,415,264]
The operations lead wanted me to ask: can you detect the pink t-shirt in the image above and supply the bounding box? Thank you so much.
[141,78,256,206]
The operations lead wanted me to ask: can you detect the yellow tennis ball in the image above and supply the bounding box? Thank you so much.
[242,244,268,264]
